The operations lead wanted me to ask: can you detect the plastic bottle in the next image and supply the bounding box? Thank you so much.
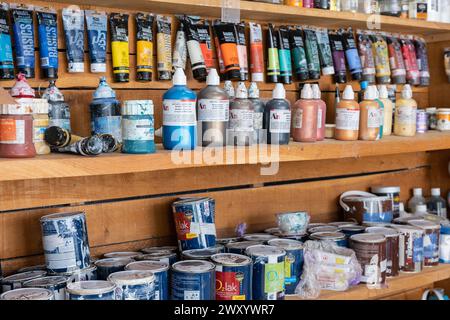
[248,82,266,144]
[407,187,426,213]
[197,69,229,147]
[427,188,448,218]
[292,83,317,143]
[223,80,235,100]
[359,85,380,141]
[228,82,254,146]
[335,85,360,141]
[414,204,428,215]
[394,84,417,137]
[42,80,71,132]
[264,83,291,145]
[162,68,197,150]
[378,85,393,136]
[373,86,384,139]
[312,84,326,141]
[121,100,155,154]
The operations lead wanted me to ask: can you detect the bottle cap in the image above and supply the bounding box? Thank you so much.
[401,84,413,99]
[364,86,376,100]
[312,84,321,100]
[10,73,35,98]
[42,80,65,102]
[413,188,422,196]
[235,82,248,99]
[93,77,116,99]
[360,81,369,91]
[431,188,441,196]
[342,85,355,100]
[378,85,388,99]
[272,83,286,99]
[206,69,220,86]
[173,68,187,86]
[248,82,260,99]
[373,86,380,99]
[415,204,427,213]
[224,80,235,99]
[300,84,313,99]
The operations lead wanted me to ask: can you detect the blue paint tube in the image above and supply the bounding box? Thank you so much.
[62,7,84,73]
[0,3,14,79]
[340,27,362,81]
[36,7,58,79]
[85,10,107,73]
[10,4,35,78]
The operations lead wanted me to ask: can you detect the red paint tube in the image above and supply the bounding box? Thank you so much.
[386,33,406,84]
[197,19,214,70]
[400,36,420,86]
[212,26,226,77]
[213,20,240,80]
[249,22,264,82]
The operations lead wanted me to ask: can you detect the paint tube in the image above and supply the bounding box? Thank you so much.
[400,36,420,86]
[303,27,320,80]
[212,24,226,78]
[315,27,334,76]
[36,7,58,79]
[172,16,187,71]
[340,28,362,81]
[235,22,248,81]
[10,4,35,78]
[356,29,376,84]
[266,23,280,83]
[249,22,264,82]
[414,36,430,87]
[98,133,120,153]
[156,15,172,80]
[277,26,292,84]
[55,135,104,156]
[85,10,107,73]
[213,20,240,80]
[62,7,84,73]
[184,15,207,81]
[328,30,347,83]
[370,32,391,84]
[288,26,308,82]
[109,13,129,82]
[197,20,214,70]
[0,3,14,79]
[386,33,406,84]
[44,126,82,148]
[135,13,154,82]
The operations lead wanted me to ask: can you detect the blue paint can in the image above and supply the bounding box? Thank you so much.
[125,261,169,300]
[267,239,304,295]
[141,246,178,254]
[245,245,286,300]
[103,251,141,259]
[40,211,91,273]
[170,260,215,300]
[0,288,54,300]
[181,245,225,261]
[49,264,97,282]
[66,280,118,300]
[23,276,68,300]
[309,231,348,247]
[243,233,278,243]
[94,258,134,280]
[211,253,252,300]
[338,225,367,238]
[108,270,155,300]
[172,197,217,251]
[440,223,450,264]
[1,270,47,292]
[408,219,441,267]
[226,241,262,255]
[135,251,177,265]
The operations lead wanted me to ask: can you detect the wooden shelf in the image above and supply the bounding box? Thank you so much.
[287,263,450,300]
[0,131,449,182]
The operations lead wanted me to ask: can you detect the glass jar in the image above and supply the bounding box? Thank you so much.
[121,100,155,154]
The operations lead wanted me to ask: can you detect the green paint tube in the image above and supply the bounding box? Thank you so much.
[289,26,308,82]
[303,27,320,80]
[267,24,280,83]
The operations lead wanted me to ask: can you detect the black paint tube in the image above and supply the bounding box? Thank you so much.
[276,26,292,84]
[414,36,430,87]
[11,4,35,78]
[328,30,347,83]
[236,22,248,81]
[315,27,334,76]
[303,27,320,80]
[135,13,154,82]
[98,133,120,152]
[213,21,240,80]
[45,126,81,148]
[266,23,280,83]
[288,26,308,82]
[110,13,130,82]
[0,3,14,79]
[62,7,85,73]
[184,15,207,81]
[55,135,104,156]
[36,7,58,79]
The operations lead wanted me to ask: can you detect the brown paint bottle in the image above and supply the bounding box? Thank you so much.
[335,85,360,141]
[359,85,380,141]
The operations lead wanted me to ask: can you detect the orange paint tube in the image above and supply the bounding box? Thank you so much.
[213,20,240,80]
[249,22,264,82]
[197,20,214,70]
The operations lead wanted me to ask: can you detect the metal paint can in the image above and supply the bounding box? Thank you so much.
[170,260,216,300]
[103,251,141,259]
[226,241,262,255]
[211,253,252,300]
[172,197,217,251]
[328,221,358,227]
[95,258,134,280]
[141,246,178,254]
[370,186,401,218]
[245,245,286,300]
[66,280,118,300]
[0,288,54,300]
[181,245,225,261]
[338,225,367,238]
[1,270,47,292]
[307,225,339,234]
[216,237,241,246]
[408,219,441,267]
[135,251,177,265]
[267,239,304,295]
[274,233,309,243]
[108,270,155,300]
[392,224,424,273]
[243,233,278,243]
[440,223,450,263]
[416,109,428,133]
[23,276,68,300]
[17,264,47,273]
[40,211,91,273]
[276,211,310,235]
[365,227,400,277]
[309,231,348,247]
[49,264,97,282]
[125,261,169,300]
[393,215,424,225]
[341,195,393,224]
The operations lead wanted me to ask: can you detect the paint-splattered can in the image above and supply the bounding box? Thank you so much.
[172,197,217,251]
[392,225,424,273]
[135,251,177,265]
[274,233,309,243]
[23,276,68,300]
[267,239,303,295]
[1,270,47,292]
[216,237,241,246]
[66,280,118,300]
[243,233,278,243]
[307,225,339,234]
[226,241,262,255]
[49,264,97,282]
[95,258,134,280]
[306,223,327,229]
[170,260,216,300]
[0,288,54,300]
[181,245,225,261]
[338,225,367,238]
[141,246,178,254]
[17,265,47,273]
[440,223,450,263]
[416,109,428,133]
[365,227,400,277]
[211,253,252,300]
[309,231,348,247]
[103,251,141,259]
[245,245,286,300]
[125,261,169,300]
[40,211,91,273]
[408,220,441,267]
[108,270,155,300]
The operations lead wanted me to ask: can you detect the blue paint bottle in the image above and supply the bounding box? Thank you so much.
[162,68,197,150]
[36,8,58,79]
[11,4,35,78]
[0,3,14,80]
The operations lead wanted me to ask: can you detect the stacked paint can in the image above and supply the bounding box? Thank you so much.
[125,261,170,300]
[170,260,215,300]
[108,270,155,300]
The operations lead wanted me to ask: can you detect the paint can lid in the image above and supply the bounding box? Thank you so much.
[309,231,346,241]
[264,227,280,234]
[245,244,286,258]
[23,276,68,288]
[242,233,278,242]
[308,225,339,234]
[300,83,313,99]
[312,84,321,100]
[339,225,366,232]
[350,233,386,243]
[94,257,135,268]
[66,280,116,295]
[267,238,303,250]
[216,237,241,245]
[393,215,424,224]
[107,270,155,286]
[342,85,355,100]
[391,224,425,234]
[103,251,141,259]
[272,83,286,99]
[0,288,54,300]
[125,261,169,273]
[328,221,358,227]
[206,68,220,86]
[225,240,262,251]
[235,82,248,99]
[17,264,47,273]
[181,245,224,259]
[122,100,154,115]
[40,211,85,222]
[365,226,400,237]
[248,82,260,99]
[172,260,215,273]
[93,77,116,99]
[141,246,178,254]
[135,251,176,261]
[10,73,35,98]
[408,219,441,230]
[2,270,47,283]
[371,186,401,194]
[173,68,187,86]
[211,253,252,266]
[307,222,327,228]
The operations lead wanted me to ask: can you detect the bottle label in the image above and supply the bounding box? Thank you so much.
[253,112,263,130]
[49,119,71,131]
[198,99,229,122]
[33,118,48,142]
[293,109,303,129]
[93,116,122,141]
[367,107,380,128]
[163,99,197,126]
[0,119,25,144]
[229,109,253,132]
[335,108,360,130]
[122,118,154,141]
[317,109,323,129]
[269,109,291,133]
[396,106,416,125]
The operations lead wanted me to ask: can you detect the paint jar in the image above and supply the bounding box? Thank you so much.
[408,220,440,266]
[50,264,97,282]
[349,233,387,286]
[135,251,177,265]
[416,109,428,133]
[170,260,215,300]
[426,107,437,130]
[66,280,118,300]
[339,225,367,238]
[211,253,252,300]
[141,246,178,254]
[23,276,68,300]
[121,100,155,154]
[95,258,134,280]
[40,212,91,273]
[108,270,155,300]
[228,82,254,146]
[437,108,450,131]
[245,245,286,300]
[440,224,450,263]
[103,251,141,259]
[267,239,304,295]
[365,227,400,277]
[243,233,278,243]
[1,270,47,292]
[225,241,263,255]
[392,224,424,272]
[125,261,169,300]
[0,288,54,300]
[359,85,380,141]
[371,186,401,218]
[310,231,348,247]
[32,98,50,155]
[277,211,310,236]
[181,246,224,261]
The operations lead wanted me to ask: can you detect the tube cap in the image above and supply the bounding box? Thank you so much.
[431,188,441,196]
[248,82,259,99]
[378,85,388,99]
[235,82,248,99]
[273,83,286,99]
[360,81,369,91]
[342,85,355,100]
[206,69,220,86]
[93,77,116,99]
[173,68,187,86]
[312,84,321,100]
[300,84,313,99]
[401,84,413,99]
[363,86,376,100]
[413,188,423,196]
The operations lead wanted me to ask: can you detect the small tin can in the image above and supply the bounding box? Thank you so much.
[0,288,54,300]
[50,264,97,282]
[125,261,169,300]
[1,270,47,292]
[211,253,252,300]
[181,245,225,261]
[276,211,310,235]
[408,219,441,267]
[365,227,400,277]
[17,264,47,273]
[135,251,177,265]
[66,280,118,300]
[309,231,348,247]
[172,197,217,251]
[95,258,134,280]
[392,225,424,273]
[370,186,401,218]
[226,240,262,255]
[121,100,155,154]
[243,233,278,243]
[267,239,304,295]
[426,107,437,129]
[40,211,91,273]
[328,221,358,227]
[103,251,141,259]
[437,108,450,131]
[339,225,367,237]
[141,246,178,254]
[416,109,428,133]
[23,276,68,300]
[245,245,286,300]
[440,223,450,263]
[108,270,155,300]
[171,260,216,300]
[307,225,339,234]
[216,237,241,246]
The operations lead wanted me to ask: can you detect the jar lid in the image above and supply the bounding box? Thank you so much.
[42,80,65,102]
[107,270,155,286]
[125,261,169,273]
[0,288,53,300]
[10,73,35,98]
[93,77,116,99]
[32,99,49,114]
[66,280,116,295]
[0,98,33,115]
[122,100,154,116]
[371,186,401,194]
